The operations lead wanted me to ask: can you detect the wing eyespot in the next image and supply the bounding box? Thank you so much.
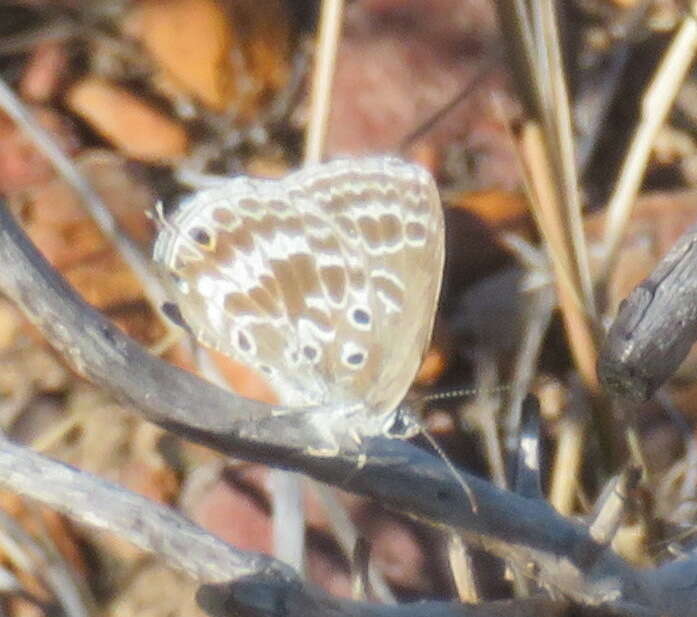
[346,352,365,366]
[161,302,189,331]
[189,227,213,247]
[350,307,371,330]
[342,342,367,369]
[302,344,321,363]
[236,330,253,353]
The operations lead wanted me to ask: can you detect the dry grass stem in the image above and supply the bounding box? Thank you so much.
[312,483,396,603]
[447,533,480,603]
[589,469,638,545]
[537,0,595,319]
[601,1,697,279]
[519,123,599,391]
[303,0,345,165]
[549,398,586,515]
[498,2,598,392]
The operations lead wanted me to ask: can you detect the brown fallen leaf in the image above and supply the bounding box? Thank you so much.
[229,0,291,115]
[14,150,154,267]
[66,77,188,163]
[448,189,529,227]
[126,0,291,119]
[189,465,273,555]
[125,0,237,112]
[324,1,518,189]
[415,344,447,386]
[19,40,69,104]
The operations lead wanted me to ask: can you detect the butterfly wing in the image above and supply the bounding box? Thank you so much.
[153,157,444,418]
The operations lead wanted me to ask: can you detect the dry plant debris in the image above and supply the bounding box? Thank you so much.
[0,2,697,617]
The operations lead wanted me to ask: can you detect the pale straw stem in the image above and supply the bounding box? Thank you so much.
[601,2,697,280]
[303,0,345,165]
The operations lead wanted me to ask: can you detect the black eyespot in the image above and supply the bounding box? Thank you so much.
[303,345,318,361]
[161,302,191,332]
[237,331,251,352]
[352,308,371,325]
[190,227,211,245]
[346,352,364,366]
[260,365,272,374]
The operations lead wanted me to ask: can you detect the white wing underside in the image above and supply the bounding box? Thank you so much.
[153,157,444,424]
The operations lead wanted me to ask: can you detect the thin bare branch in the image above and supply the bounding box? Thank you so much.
[0,432,293,584]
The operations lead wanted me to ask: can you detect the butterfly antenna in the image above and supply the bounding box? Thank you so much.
[152,200,205,255]
[420,383,511,403]
[412,384,511,514]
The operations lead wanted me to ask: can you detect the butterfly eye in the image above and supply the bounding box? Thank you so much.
[161,302,190,331]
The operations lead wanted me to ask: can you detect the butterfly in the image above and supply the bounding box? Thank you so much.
[153,156,444,448]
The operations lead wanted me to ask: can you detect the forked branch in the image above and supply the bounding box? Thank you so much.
[0,199,689,615]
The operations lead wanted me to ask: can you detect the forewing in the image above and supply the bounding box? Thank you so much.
[153,157,444,414]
